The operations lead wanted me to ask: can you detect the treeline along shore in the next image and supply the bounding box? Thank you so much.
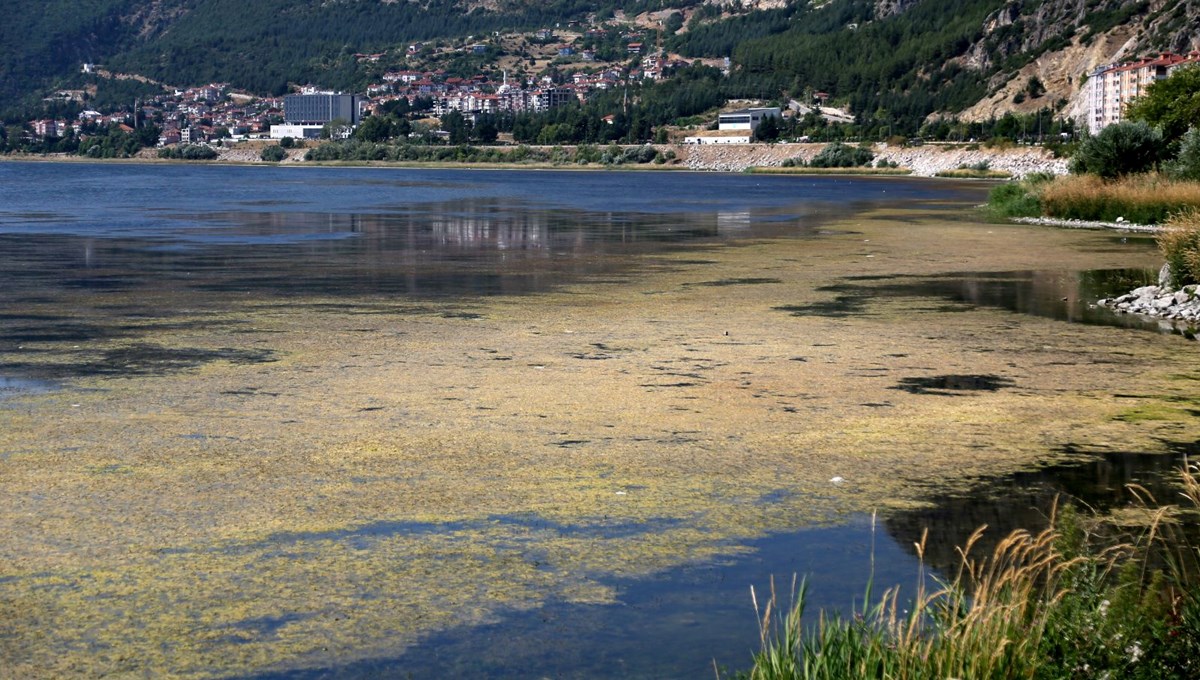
[224,140,1069,177]
[9,140,1065,178]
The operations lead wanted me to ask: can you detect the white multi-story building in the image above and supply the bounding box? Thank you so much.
[1087,51,1200,134]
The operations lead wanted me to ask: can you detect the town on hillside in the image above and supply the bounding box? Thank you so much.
[18,20,708,151]
[11,8,1199,155]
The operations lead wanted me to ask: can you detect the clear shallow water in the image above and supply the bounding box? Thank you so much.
[0,162,1188,677]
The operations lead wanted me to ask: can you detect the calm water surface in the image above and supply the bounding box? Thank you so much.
[0,162,980,300]
[0,162,1184,677]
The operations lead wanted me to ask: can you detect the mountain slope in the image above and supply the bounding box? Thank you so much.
[0,0,144,104]
[0,0,604,107]
[676,0,1198,128]
[2,0,1197,127]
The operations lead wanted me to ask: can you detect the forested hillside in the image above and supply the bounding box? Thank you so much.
[0,0,142,104]
[0,0,637,108]
[2,0,1197,127]
[674,0,1198,131]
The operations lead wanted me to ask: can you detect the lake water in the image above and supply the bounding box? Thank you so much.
[0,162,1193,678]
[0,163,978,300]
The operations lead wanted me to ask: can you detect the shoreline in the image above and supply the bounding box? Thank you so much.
[1011,215,1162,233]
[2,141,1069,177]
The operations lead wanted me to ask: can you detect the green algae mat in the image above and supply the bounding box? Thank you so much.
[3,208,1199,677]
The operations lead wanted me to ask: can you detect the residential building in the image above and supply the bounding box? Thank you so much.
[32,120,65,138]
[1086,51,1200,133]
[718,107,782,132]
[283,92,364,125]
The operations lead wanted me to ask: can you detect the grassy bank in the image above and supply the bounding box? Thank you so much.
[934,168,1012,179]
[989,173,1200,224]
[745,466,1200,680]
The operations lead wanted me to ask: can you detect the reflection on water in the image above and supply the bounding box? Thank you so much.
[0,375,59,398]
[817,268,1164,330]
[0,195,834,303]
[887,446,1198,575]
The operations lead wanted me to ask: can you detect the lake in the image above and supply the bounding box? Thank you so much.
[1,162,1197,678]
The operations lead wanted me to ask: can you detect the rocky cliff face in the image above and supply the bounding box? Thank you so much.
[955,0,1199,122]
[873,0,923,19]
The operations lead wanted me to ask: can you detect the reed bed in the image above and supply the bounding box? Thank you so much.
[745,466,1200,680]
[1157,208,1200,287]
[1039,174,1200,225]
[933,168,1012,179]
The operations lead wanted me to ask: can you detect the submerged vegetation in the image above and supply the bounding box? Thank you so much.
[746,466,1200,680]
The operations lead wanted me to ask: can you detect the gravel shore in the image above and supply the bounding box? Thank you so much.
[201,141,1069,177]
[675,142,1068,177]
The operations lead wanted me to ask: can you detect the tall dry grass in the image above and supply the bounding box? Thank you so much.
[746,465,1200,680]
[1156,207,1200,288]
[1039,174,1200,225]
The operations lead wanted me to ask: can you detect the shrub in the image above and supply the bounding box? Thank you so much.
[621,144,657,164]
[260,145,287,162]
[987,181,1042,218]
[809,142,874,168]
[157,144,218,160]
[1166,128,1200,181]
[1070,121,1164,178]
[279,136,295,149]
[575,144,601,164]
[1157,208,1200,287]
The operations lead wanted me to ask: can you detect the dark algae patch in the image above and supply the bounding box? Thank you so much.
[892,374,1016,395]
[773,292,867,318]
[689,277,783,287]
[3,344,281,380]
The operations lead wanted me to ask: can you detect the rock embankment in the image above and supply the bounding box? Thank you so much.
[1099,266,1200,331]
[678,142,1068,177]
[200,139,1066,176]
[214,147,307,163]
